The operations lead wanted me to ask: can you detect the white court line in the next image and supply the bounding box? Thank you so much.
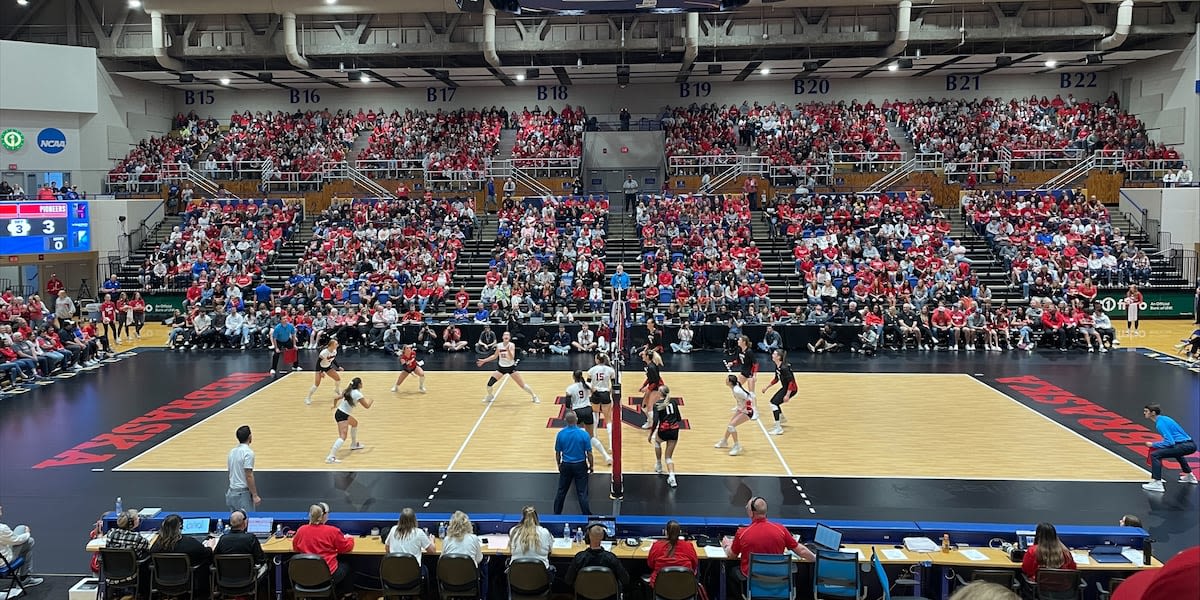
[754,414,794,477]
[962,374,1150,476]
[445,374,510,471]
[112,371,287,471]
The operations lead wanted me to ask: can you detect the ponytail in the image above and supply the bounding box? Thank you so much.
[664,520,681,557]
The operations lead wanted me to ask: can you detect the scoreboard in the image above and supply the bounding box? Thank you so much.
[0,202,91,255]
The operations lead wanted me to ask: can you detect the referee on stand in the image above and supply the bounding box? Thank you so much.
[553,411,593,515]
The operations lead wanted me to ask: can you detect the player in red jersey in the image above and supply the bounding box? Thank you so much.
[390,345,427,393]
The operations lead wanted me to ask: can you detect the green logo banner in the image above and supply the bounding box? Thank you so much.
[0,129,24,152]
[1095,290,1196,318]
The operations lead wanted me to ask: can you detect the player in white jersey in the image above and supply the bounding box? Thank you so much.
[305,338,343,405]
[586,353,618,462]
[476,330,540,403]
[715,374,756,456]
[325,377,373,464]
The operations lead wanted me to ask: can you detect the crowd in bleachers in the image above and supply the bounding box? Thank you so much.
[510,105,586,159]
[108,112,219,188]
[962,188,1154,296]
[360,108,505,181]
[661,101,901,170]
[207,109,363,181]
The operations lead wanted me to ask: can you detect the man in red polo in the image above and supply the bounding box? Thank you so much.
[722,496,814,597]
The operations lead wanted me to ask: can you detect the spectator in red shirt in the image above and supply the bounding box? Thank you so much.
[1040,305,1068,350]
[722,496,814,595]
[646,520,698,588]
[292,502,355,593]
[1021,522,1077,582]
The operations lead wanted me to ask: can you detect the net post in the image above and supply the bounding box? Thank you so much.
[609,299,625,500]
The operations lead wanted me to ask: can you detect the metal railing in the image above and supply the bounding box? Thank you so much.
[326,162,395,199]
[945,160,1009,184]
[504,157,581,179]
[770,163,833,187]
[667,155,742,176]
[827,151,907,173]
[1008,148,1086,171]
[353,159,426,180]
[1122,158,1190,182]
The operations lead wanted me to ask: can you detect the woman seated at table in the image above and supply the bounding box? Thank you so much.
[293,502,355,595]
[509,506,554,572]
[646,520,698,588]
[441,511,483,566]
[1020,522,1076,583]
[149,514,212,595]
[384,508,435,556]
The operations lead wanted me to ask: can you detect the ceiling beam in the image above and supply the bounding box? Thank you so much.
[296,69,349,89]
[552,66,572,86]
[233,70,292,90]
[76,0,110,51]
[732,61,761,82]
[361,69,401,88]
[912,54,968,77]
[486,66,516,87]
[4,0,52,41]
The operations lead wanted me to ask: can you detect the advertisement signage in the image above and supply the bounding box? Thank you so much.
[1095,290,1196,319]
[0,129,23,152]
[146,293,187,318]
[36,128,67,154]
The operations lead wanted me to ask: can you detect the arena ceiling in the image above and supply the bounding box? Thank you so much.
[3,0,1197,88]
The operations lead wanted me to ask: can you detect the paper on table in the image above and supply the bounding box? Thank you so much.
[704,546,728,559]
[839,548,865,560]
[959,549,989,561]
[552,538,574,549]
[483,535,509,551]
[881,548,908,561]
[1121,549,1144,564]
[904,537,940,553]
[1072,552,1091,565]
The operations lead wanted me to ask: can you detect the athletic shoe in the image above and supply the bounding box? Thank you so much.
[349,443,365,450]
[531,396,541,404]
[1141,480,1165,492]
[1088,347,1095,353]
[605,455,613,465]
[1180,473,1198,484]
[482,395,494,403]
[293,366,302,371]
[654,462,663,473]
[270,369,276,374]
[325,456,341,464]
[769,425,784,435]
[950,344,958,351]
[714,440,728,449]
[21,577,43,588]
[641,421,651,429]
[667,474,677,488]
[780,414,788,424]
[1100,347,1108,353]
[304,397,312,405]
[390,386,398,393]
[419,385,427,393]
[729,444,743,456]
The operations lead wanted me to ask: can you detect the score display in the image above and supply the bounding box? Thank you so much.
[0,202,91,255]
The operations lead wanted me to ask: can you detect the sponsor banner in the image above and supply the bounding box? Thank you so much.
[1095,290,1195,319]
[146,293,186,318]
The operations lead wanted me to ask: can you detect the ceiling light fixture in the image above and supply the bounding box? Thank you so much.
[887,63,899,72]
[127,0,141,8]
[219,77,231,86]
[1044,59,1058,68]
[16,0,29,6]
[324,0,337,4]
[515,73,525,81]
[760,67,770,75]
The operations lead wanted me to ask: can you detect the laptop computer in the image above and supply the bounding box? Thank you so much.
[812,523,843,553]
[247,517,274,540]
[181,518,210,538]
[1090,545,1131,564]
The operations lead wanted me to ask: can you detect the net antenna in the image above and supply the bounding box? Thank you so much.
[609,298,626,501]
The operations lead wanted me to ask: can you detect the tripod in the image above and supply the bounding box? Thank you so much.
[77,278,93,301]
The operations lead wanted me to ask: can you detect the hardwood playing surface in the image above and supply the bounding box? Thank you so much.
[116,370,1148,481]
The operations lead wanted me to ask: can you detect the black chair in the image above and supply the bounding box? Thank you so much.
[508,558,551,600]
[436,554,479,600]
[288,554,336,600]
[212,554,268,600]
[151,553,201,600]
[1097,577,1125,600]
[0,553,27,598]
[99,548,147,600]
[652,567,698,600]
[1035,568,1082,600]
[380,553,425,600]
[574,566,620,600]
[970,569,1017,592]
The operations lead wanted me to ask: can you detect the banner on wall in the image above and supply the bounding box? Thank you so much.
[145,293,186,318]
[1095,290,1196,318]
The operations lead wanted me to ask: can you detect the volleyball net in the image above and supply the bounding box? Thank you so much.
[609,298,626,499]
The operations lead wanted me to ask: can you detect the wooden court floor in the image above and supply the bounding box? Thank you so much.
[117,370,1148,482]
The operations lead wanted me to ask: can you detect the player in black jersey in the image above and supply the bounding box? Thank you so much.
[639,348,664,430]
[724,335,759,390]
[759,349,797,435]
[647,384,681,488]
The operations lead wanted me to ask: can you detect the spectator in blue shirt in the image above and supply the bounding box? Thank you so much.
[474,303,491,323]
[269,317,298,374]
[254,282,272,303]
[1141,403,1197,492]
[101,275,121,293]
[609,265,631,301]
[553,411,593,515]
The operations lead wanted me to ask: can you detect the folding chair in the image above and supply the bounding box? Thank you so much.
[652,567,698,600]
[98,548,147,600]
[1035,568,1082,600]
[1096,577,1125,600]
[151,553,201,600]
[508,559,551,600]
[436,554,479,600]
[747,553,793,600]
[288,554,336,600]
[0,554,26,599]
[812,550,858,600]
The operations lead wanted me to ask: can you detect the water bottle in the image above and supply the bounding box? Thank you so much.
[941,533,951,553]
[275,524,283,539]
[563,523,571,541]
[223,521,231,535]
[574,527,584,544]
[1143,538,1153,566]
[438,522,447,539]
[114,496,123,514]
[216,519,224,535]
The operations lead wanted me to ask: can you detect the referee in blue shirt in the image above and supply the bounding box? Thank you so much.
[553,411,593,515]
[1142,403,1197,492]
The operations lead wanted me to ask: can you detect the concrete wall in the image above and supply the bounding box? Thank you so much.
[90,198,165,259]
[1118,187,1200,251]
[1110,31,1199,167]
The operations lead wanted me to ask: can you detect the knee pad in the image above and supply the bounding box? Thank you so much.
[486,376,497,387]
[727,425,737,433]
[665,459,674,465]
[652,440,662,450]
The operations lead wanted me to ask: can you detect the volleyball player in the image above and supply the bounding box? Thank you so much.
[476,330,540,404]
[638,348,664,429]
[716,374,755,456]
[390,344,427,393]
[725,335,758,389]
[325,377,372,464]
[759,349,797,436]
[585,355,616,464]
[305,338,343,405]
[648,384,680,488]
[565,369,613,463]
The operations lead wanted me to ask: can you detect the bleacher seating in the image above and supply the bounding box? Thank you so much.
[360,108,504,181]
[510,105,586,159]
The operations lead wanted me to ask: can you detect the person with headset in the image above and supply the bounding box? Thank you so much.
[292,502,355,594]
[565,523,630,593]
[721,496,813,599]
[213,509,266,573]
[646,520,698,588]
